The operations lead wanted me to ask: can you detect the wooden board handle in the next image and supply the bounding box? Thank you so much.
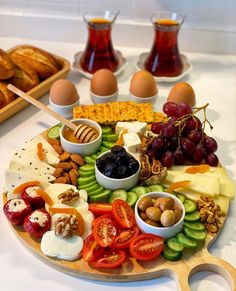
[172,249,236,291]
[7,84,77,131]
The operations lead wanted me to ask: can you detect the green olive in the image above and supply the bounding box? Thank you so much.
[160,210,176,227]
[139,211,147,221]
[145,219,159,227]
[146,207,162,221]
[174,206,182,223]
[138,196,153,212]
[153,198,162,208]
[159,197,175,212]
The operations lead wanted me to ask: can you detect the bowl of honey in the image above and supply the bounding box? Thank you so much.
[60,118,102,156]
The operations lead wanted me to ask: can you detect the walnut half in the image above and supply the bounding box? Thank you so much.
[58,188,80,204]
[54,214,78,239]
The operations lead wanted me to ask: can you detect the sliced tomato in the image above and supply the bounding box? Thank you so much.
[90,249,126,269]
[112,199,135,229]
[129,234,164,261]
[89,203,113,216]
[92,213,114,228]
[92,216,117,247]
[82,234,105,262]
[111,226,139,249]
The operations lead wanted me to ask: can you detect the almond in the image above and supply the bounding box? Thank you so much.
[53,144,64,155]
[47,138,60,147]
[59,152,70,162]
[53,167,64,178]
[69,169,78,186]
[70,154,84,166]
[55,162,72,171]
[70,161,78,171]
[63,172,70,184]
[54,176,67,184]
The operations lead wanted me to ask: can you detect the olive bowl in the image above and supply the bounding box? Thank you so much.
[134,192,185,240]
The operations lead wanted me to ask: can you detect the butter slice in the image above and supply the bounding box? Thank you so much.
[123,132,141,153]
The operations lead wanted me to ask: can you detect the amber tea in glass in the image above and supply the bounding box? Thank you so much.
[80,11,119,74]
[145,12,185,77]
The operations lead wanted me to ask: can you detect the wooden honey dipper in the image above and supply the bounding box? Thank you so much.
[8,84,98,143]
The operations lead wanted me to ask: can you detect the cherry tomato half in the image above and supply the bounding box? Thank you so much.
[92,216,117,247]
[111,226,139,249]
[90,249,126,269]
[89,203,113,216]
[82,234,105,262]
[112,199,135,229]
[129,234,164,261]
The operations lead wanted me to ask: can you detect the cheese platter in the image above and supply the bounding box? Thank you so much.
[2,89,236,291]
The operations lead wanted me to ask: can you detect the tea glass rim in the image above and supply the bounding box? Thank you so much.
[151,11,186,27]
[83,10,120,24]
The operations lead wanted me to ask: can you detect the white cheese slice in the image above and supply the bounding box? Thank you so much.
[170,165,228,177]
[219,177,235,199]
[123,132,141,153]
[21,135,59,165]
[5,168,50,200]
[41,230,83,261]
[214,195,230,215]
[116,121,147,136]
[9,160,55,182]
[12,150,55,175]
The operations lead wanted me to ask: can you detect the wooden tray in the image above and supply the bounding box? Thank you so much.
[0,46,70,124]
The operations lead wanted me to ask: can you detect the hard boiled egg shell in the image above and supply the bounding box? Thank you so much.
[90,69,118,96]
[167,82,196,106]
[130,70,158,98]
[50,79,78,105]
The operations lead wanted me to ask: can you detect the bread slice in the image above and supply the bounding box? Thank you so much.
[0,48,15,80]
[0,81,16,109]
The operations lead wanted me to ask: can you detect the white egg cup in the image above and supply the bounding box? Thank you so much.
[90,90,118,104]
[135,192,185,240]
[129,91,158,103]
[95,151,141,190]
[60,118,102,156]
[49,97,80,118]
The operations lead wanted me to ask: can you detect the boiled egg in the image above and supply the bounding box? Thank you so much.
[50,79,79,105]
[90,69,118,96]
[167,82,196,106]
[130,71,158,98]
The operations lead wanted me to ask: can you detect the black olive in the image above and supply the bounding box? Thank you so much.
[115,152,129,166]
[103,163,117,178]
[117,165,129,178]
[128,158,139,174]
[111,145,126,155]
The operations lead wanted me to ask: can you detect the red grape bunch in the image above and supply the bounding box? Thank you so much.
[150,102,218,168]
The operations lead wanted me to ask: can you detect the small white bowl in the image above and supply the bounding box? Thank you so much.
[90,90,118,104]
[135,192,185,240]
[129,92,157,103]
[60,118,102,156]
[95,151,140,190]
[49,97,80,118]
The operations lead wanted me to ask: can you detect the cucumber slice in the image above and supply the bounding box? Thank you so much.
[109,189,127,203]
[102,134,118,142]
[149,184,164,192]
[145,187,151,193]
[131,186,147,198]
[90,190,112,202]
[184,221,205,231]
[127,191,138,207]
[184,211,200,222]
[163,246,182,261]
[79,164,95,172]
[184,227,207,241]
[175,193,186,203]
[102,126,112,135]
[84,156,96,164]
[176,233,197,249]
[78,175,96,186]
[91,154,98,160]
[97,146,110,154]
[88,186,104,196]
[167,237,184,252]
[82,183,100,193]
[184,199,197,213]
[78,180,97,190]
[47,124,62,139]
[102,141,115,149]
[79,170,95,177]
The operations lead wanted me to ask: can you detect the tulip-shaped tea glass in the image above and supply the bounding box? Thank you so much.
[145,12,186,77]
[80,10,119,74]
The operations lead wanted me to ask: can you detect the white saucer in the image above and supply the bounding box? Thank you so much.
[73,50,128,79]
[136,52,193,83]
